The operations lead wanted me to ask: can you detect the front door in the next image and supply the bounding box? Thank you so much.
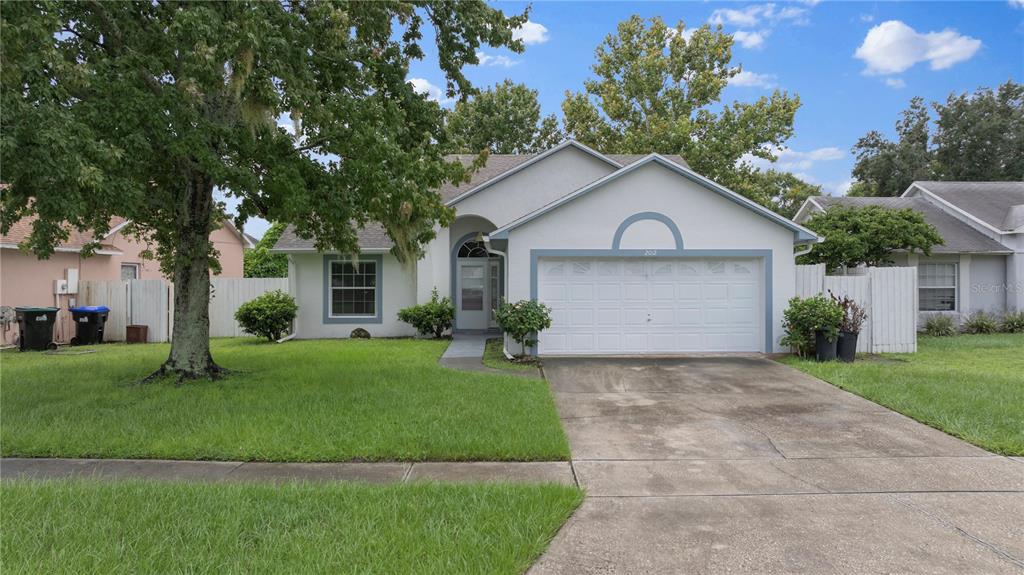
[457,258,492,330]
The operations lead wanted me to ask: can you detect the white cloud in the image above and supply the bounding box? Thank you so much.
[825,179,854,196]
[730,70,777,88]
[742,146,844,171]
[733,30,766,49]
[854,20,982,75]
[1010,0,1024,8]
[884,77,906,89]
[475,51,519,68]
[860,14,875,23]
[408,78,453,104]
[513,21,549,45]
[710,3,809,28]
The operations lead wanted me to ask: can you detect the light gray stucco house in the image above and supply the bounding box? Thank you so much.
[272,140,820,355]
[793,181,1024,326]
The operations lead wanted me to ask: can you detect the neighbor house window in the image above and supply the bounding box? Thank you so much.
[121,263,139,280]
[919,263,957,311]
[330,260,377,316]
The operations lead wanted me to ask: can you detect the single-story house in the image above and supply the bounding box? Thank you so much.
[1,217,253,343]
[793,181,1024,325]
[272,141,820,355]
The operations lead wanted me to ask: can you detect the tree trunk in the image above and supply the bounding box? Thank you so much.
[148,173,225,382]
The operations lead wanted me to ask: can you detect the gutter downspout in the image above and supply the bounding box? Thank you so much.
[483,236,514,360]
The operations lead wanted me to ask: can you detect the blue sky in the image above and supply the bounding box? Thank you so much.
[240,1,1023,239]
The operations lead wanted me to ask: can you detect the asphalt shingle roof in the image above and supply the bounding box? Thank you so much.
[273,152,690,252]
[810,196,1010,254]
[913,181,1024,231]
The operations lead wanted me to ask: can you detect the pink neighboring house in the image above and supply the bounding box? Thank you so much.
[1,217,253,343]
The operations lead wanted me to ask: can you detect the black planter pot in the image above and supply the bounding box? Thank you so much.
[837,331,858,363]
[814,330,837,362]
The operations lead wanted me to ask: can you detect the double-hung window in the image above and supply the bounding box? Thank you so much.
[918,263,957,311]
[330,260,377,317]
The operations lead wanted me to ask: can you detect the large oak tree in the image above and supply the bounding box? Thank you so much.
[446,79,563,154]
[1,1,525,379]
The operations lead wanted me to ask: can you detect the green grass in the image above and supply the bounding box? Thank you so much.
[0,479,583,574]
[0,338,570,462]
[780,333,1024,455]
[482,338,539,373]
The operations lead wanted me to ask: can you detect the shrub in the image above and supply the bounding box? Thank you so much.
[397,289,455,338]
[830,292,868,334]
[495,299,553,357]
[1001,311,1024,333]
[234,290,298,341]
[780,295,844,357]
[961,311,999,335]
[922,315,956,337]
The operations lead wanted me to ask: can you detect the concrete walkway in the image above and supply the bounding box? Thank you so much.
[530,357,1024,574]
[439,332,540,378]
[0,458,575,485]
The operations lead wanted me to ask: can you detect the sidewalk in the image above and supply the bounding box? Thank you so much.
[1,457,575,485]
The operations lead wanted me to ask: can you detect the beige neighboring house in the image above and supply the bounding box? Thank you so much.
[1,216,253,343]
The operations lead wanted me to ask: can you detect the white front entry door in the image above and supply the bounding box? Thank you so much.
[537,257,763,354]
[457,259,491,330]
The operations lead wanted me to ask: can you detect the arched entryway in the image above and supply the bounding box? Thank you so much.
[452,233,503,331]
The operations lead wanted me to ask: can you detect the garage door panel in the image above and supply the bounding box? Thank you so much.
[539,257,763,354]
[597,283,621,300]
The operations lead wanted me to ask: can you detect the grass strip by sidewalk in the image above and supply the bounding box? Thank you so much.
[780,333,1024,455]
[1,338,569,462]
[1,479,583,574]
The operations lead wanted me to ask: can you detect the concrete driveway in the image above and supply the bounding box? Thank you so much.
[531,357,1024,574]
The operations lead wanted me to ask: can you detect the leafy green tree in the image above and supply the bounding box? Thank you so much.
[244,222,288,278]
[447,80,562,154]
[730,168,822,219]
[849,98,935,197]
[932,81,1023,182]
[560,16,802,193]
[1,1,525,379]
[849,81,1023,196]
[798,206,943,271]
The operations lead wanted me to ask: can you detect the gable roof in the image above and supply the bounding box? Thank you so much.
[799,196,1010,254]
[273,144,692,252]
[441,140,691,207]
[489,154,818,243]
[905,181,1024,233]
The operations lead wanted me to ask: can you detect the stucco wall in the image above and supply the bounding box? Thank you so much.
[970,254,1008,314]
[289,252,416,339]
[454,146,617,228]
[504,162,797,353]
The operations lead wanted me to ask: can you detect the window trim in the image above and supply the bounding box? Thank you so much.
[121,263,140,280]
[322,254,383,324]
[918,262,958,312]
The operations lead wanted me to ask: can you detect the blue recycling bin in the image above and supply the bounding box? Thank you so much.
[69,305,110,345]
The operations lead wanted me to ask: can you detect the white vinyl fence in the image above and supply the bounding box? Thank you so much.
[795,264,917,353]
[80,278,288,342]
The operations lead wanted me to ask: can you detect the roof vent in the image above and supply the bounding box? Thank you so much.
[1003,205,1024,232]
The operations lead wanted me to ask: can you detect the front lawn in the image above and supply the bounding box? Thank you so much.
[781,333,1024,455]
[1,479,582,574]
[1,338,570,462]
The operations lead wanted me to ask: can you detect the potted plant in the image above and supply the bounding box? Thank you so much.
[781,295,844,361]
[831,293,867,363]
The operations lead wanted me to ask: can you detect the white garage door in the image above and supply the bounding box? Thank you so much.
[538,257,763,355]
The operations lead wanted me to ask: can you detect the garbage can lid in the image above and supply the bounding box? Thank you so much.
[14,306,60,312]
[69,306,110,313]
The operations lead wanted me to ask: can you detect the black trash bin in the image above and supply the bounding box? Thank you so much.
[69,306,110,345]
[14,307,59,351]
